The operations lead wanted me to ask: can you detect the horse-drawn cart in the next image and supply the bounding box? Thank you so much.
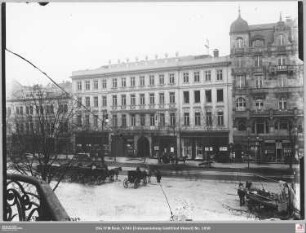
[123,170,147,189]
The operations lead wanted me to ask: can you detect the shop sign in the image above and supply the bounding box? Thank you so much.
[276,142,282,149]
[154,146,159,150]
[219,147,228,151]
[205,147,213,151]
[170,147,174,152]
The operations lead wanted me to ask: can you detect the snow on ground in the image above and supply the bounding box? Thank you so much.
[54,176,266,222]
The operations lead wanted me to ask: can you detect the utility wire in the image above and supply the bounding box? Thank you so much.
[159,183,174,221]
[6,48,109,127]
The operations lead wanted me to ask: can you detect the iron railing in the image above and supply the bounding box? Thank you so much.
[5,173,69,221]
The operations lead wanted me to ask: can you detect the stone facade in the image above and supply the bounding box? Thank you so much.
[230,12,304,163]
[71,54,232,160]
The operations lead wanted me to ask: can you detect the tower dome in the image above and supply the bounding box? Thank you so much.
[230,9,249,34]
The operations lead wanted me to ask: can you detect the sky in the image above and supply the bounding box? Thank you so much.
[6,1,299,86]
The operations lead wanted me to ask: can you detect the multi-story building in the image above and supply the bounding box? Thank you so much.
[230,11,304,163]
[6,81,73,156]
[71,51,232,160]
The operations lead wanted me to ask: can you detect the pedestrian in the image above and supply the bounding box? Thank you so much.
[237,183,246,206]
[155,169,161,183]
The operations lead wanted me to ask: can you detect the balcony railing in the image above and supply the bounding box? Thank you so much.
[5,173,69,221]
[269,65,295,75]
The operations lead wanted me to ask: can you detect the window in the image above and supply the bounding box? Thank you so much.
[253,39,264,47]
[102,79,107,89]
[255,119,266,134]
[206,111,212,126]
[279,120,289,130]
[194,91,200,103]
[131,94,136,106]
[85,97,90,107]
[236,97,246,110]
[149,93,155,105]
[140,94,145,105]
[140,76,145,87]
[238,120,246,131]
[217,111,224,126]
[278,56,286,66]
[112,115,118,127]
[278,34,285,45]
[85,81,90,90]
[112,78,117,88]
[194,71,200,82]
[279,97,287,110]
[77,97,82,107]
[184,113,190,126]
[112,95,117,106]
[195,112,201,126]
[131,114,136,126]
[217,70,223,81]
[160,113,165,127]
[183,72,189,83]
[254,56,262,67]
[130,77,135,87]
[94,115,98,127]
[159,74,164,85]
[205,90,212,103]
[170,113,176,126]
[102,96,107,107]
[237,38,244,48]
[85,115,90,126]
[77,115,82,126]
[121,95,126,106]
[94,96,98,107]
[77,81,82,91]
[183,91,189,104]
[205,70,211,81]
[46,105,54,114]
[150,114,155,126]
[279,76,286,87]
[149,75,155,86]
[255,99,264,110]
[94,80,98,89]
[236,75,246,88]
[140,114,146,126]
[217,89,223,102]
[237,57,243,67]
[170,92,175,104]
[169,73,175,84]
[122,77,126,87]
[159,93,165,105]
[255,76,264,88]
[122,114,127,127]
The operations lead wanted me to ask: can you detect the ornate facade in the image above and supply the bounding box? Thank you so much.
[230,12,304,163]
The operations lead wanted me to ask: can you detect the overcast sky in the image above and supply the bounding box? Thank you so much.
[6,1,298,86]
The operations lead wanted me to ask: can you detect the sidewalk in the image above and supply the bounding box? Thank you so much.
[105,156,300,170]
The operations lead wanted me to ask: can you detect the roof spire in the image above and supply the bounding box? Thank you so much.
[279,12,282,22]
[238,5,241,17]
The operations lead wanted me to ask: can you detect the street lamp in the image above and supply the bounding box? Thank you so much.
[247,136,250,169]
[256,136,260,164]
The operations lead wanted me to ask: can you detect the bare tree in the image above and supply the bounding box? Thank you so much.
[7,84,77,191]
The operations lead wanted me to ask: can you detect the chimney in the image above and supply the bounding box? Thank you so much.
[213,49,219,58]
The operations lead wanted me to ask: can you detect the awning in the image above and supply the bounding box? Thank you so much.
[265,140,275,143]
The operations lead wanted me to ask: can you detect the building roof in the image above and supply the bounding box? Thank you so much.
[71,55,230,78]
[230,12,249,34]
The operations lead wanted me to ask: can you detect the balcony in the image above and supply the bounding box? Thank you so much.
[269,65,295,75]
[252,67,264,74]
[5,173,69,221]
[231,48,247,55]
[231,67,248,75]
[168,103,176,109]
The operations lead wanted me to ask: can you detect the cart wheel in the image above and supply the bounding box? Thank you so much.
[123,178,129,188]
[143,177,147,185]
[134,179,140,189]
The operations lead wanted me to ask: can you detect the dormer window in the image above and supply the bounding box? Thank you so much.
[237,38,244,48]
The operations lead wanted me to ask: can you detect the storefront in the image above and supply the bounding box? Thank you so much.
[75,132,109,155]
[181,132,229,160]
[152,136,176,158]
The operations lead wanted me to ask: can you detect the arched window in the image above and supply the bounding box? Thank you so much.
[236,38,244,48]
[236,97,246,111]
[253,39,264,47]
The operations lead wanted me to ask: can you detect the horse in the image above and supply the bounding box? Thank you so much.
[108,167,122,180]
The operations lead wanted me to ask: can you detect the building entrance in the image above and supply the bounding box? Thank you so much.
[137,137,150,157]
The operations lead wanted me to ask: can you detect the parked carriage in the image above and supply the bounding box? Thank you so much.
[123,170,148,189]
